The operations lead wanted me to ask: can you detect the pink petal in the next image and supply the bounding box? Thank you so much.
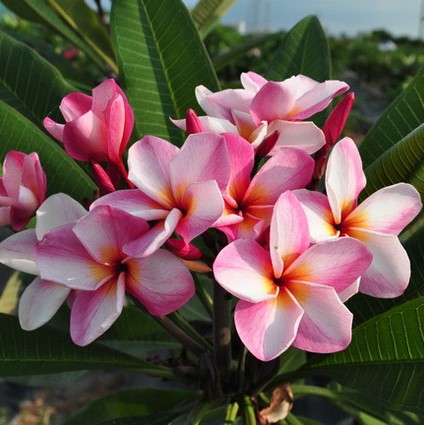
[348,228,411,298]
[284,237,372,295]
[235,288,304,361]
[176,180,224,243]
[267,120,326,155]
[171,115,237,135]
[91,79,124,112]
[127,136,178,208]
[0,229,38,274]
[326,137,366,224]
[36,193,87,240]
[231,110,257,141]
[170,133,229,200]
[250,81,296,125]
[289,282,352,353]
[270,191,310,277]
[292,79,349,120]
[20,152,47,204]
[345,183,422,236]
[73,206,149,264]
[91,189,170,221]
[244,148,314,208]
[223,133,254,204]
[43,117,64,142]
[70,275,125,346]
[63,111,109,162]
[240,71,267,92]
[338,277,360,302]
[105,94,127,163]
[213,239,277,302]
[2,150,25,199]
[18,277,70,330]
[126,250,195,315]
[124,208,183,258]
[59,92,92,121]
[35,224,112,290]
[292,189,338,242]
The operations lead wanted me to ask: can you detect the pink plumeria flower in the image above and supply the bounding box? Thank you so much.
[174,72,348,155]
[0,193,87,331]
[0,151,46,231]
[214,133,314,241]
[294,137,422,298]
[44,79,134,165]
[34,204,195,346]
[91,132,230,257]
[213,191,372,361]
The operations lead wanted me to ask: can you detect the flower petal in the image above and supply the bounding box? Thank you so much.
[35,224,112,290]
[326,137,366,224]
[70,275,125,346]
[250,81,296,125]
[292,189,338,242]
[36,193,87,240]
[128,136,178,208]
[0,229,38,275]
[348,228,411,298]
[235,288,304,361]
[177,180,224,243]
[169,133,230,199]
[124,208,183,258]
[59,92,92,121]
[126,250,195,315]
[268,120,325,155]
[213,239,277,303]
[270,191,310,278]
[284,237,372,295]
[19,278,70,330]
[91,189,170,221]
[244,148,314,207]
[289,282,352,353]
[240,71,267,92]
[345,183,422,235]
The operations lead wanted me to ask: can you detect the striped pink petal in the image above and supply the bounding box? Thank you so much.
[289,282,352,353]
[234,288,304,361]
[126,250,195,316]
[213,239,277,303]
[70,275,125,346]
[326,137,366,224]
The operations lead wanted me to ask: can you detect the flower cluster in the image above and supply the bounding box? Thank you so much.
[0,72,421,361]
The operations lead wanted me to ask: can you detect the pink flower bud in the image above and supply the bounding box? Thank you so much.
[0,151,47,231]
[185,109,205,134]
[43,79,134,166]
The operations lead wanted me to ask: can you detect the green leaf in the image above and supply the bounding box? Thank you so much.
[111,0,219,145]
[99,306,181,357]
[1,0,109,71]
[304,297,424,414]
[0,313,173,377]
[0,101,97,202]
[63,388,194,425]
[191,0,237,38]
[359,69,424,169]
[265,16,331,82]
[46,0,117,73]
[0,30,74,126]
[347,226,424,325]
[361,124,424,202]
[98,414,180,425]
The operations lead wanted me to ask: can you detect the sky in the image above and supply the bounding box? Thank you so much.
[186,0,424,39]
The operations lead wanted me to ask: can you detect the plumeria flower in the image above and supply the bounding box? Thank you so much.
[43,79,134,191]
[214,133,314,241]
[294,137,422,297]
[0,150,47,231]
[91,132,230,257]
[213,191,372,361]
[0,193,87,331]
[34,204,194,346]
[173,72,349,155]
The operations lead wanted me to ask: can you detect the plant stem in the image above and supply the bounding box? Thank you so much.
[224,401,239,424]
[213,283,232,372]
[193,273,213,318]
[243,395,257,425]
[155,315,206,357]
